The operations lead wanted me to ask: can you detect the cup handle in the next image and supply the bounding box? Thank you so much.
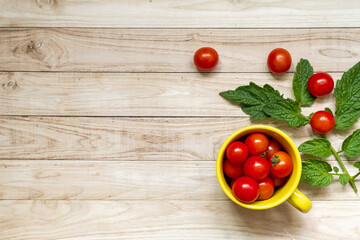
[287,189,312,213]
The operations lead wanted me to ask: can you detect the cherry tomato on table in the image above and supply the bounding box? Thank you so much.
[310,110,335,134]
[258,177,274,200]
[267,48,292,74]
[265,139,281,160]
[270,151,293,178]
[226,141,248,165]
[243,156,270,181]
[223,159,243,179]
[232,176,260,203]
[307,72,334,97]
[193,47,219,71]
[245,133,269,156]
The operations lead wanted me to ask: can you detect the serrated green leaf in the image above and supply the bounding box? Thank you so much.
[219,82,309,127]
[342,129,360,158]
[333,166,339,173]
[325,107,334,115]
[339,174,350,185]
[293,59,315,106]
[354,161,360,169]
[298,138,332,158]
[301,158,334,187]
[263,100,310,127]
[334,61,360,130]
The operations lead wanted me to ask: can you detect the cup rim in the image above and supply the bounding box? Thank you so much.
[216,124,302,210]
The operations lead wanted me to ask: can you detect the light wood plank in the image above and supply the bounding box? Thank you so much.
[0,160,359,201]
[0,72,343,116]
[1,28,359,72]
[0,200,359,240]
[1,0,360,28]
[0,117,358,160]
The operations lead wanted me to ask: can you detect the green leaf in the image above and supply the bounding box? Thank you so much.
[271,155,280,167]
[325,107,334,115]
[219,82,309,127]
[339,174,350,185]
[298,138,332,158]
[219,82,281,120]
[333,166,339,173]
[342,129,360,158]
[334,61,360,130]
[293,59,315,106]
[264,100,310,127]
[354,161,360,169]
[301,158,334,187]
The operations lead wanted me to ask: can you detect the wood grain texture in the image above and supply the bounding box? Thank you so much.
[0,160,359,201]
[0,117,359,160]
[1,200,360,240]
[1,0,360,28]
[1,28,360,72]
[0,72,343,116]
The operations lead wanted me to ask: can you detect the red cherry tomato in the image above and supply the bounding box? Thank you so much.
[245,133,269,156]
[193,47,219,71]
[265,139,281,160]
[267,48,292,74]
[226,141,248,165]
[310,110,335,134]
[270,151,293,178]
[307,72,334,97]
[232,176,260,203]
[258,177,274,200]
[270,175,286,187]
[223,160,243,179]
[243,156,270,181]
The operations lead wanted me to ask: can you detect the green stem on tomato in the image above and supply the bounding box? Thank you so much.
[329,144,357,193]
[351,171,360,181]
[337,150,344,154]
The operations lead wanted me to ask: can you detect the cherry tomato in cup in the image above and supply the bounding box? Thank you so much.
[223,159,243,179]
[307,72,334,97]
[245,133,269,156]
[226,141,248,165]
[267,48,292,74]
[270,175,287,187]
[243,156,271,181]
[258,177,274,200]
[270,151,293,178]
[265,139,281,160]
[310,110,335,134]
[232,176,260,203]
[193,47,219,71]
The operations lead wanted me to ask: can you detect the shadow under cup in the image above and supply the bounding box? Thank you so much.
[216,125,302,210]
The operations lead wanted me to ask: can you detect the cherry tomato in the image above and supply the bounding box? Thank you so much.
[193,47,219,71]
[232,176,260,203]
[270,151,293,178]
[267,48,292,74]
[270,175,286,187]
[307,72,334,97]
[258,177,274,200]
[265,139,281,160]
[223,160,243,179]
[310,110,335,134]
[243,156,270,181]
[245,133,269,156]
[226,141,248,165]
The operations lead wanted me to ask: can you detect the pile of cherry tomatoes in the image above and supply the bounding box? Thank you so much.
[223,133,293,203]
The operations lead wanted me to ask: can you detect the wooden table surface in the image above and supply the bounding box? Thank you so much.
[1,1,360,239]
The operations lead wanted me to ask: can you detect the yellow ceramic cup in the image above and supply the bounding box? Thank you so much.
[216,125,312,213]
